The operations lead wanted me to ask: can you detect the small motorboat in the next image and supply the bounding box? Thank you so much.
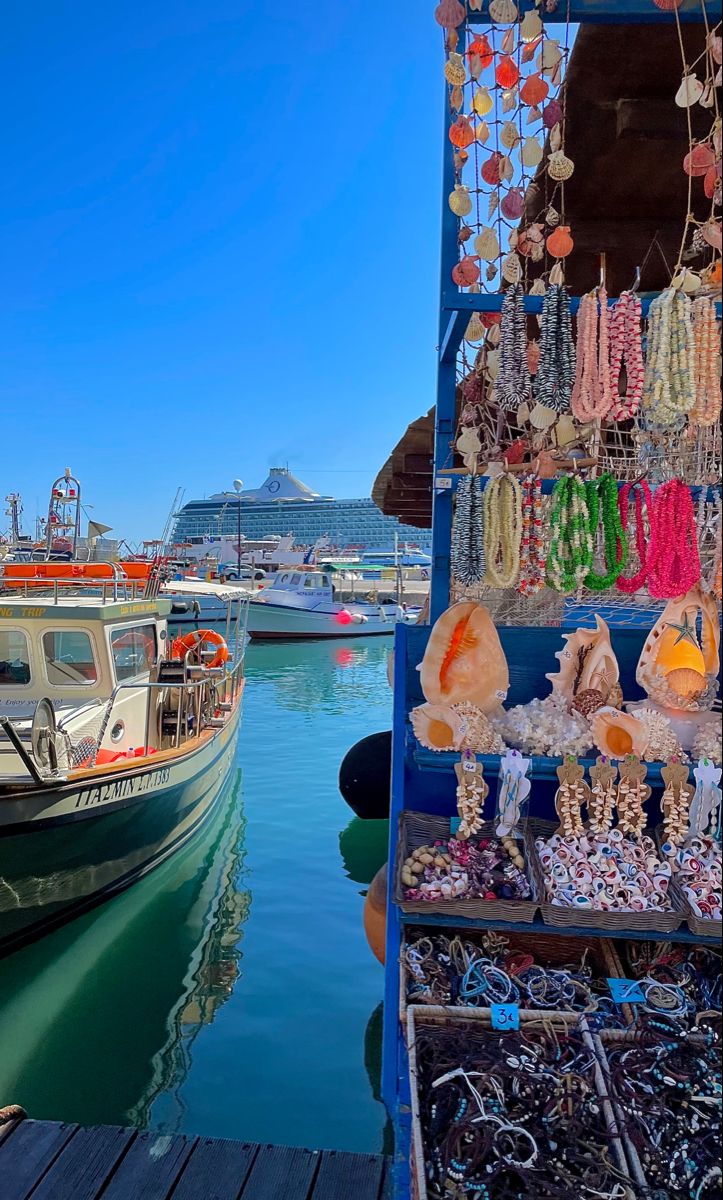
[0,573,247,956]
[245,569,415,639]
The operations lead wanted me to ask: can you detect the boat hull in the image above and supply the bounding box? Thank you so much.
[246,599,399,639]
[0,707,240,957]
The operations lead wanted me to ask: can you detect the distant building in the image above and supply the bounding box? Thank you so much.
[171,468,432,553]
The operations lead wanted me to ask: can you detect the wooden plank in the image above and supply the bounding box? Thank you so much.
[312,1150,385,1200]
[28,1125,135,1200]
[100,1131,196,1200]
[239,1144,319,1200]
[172,1137,259,1200]
[0,1120,78,1200]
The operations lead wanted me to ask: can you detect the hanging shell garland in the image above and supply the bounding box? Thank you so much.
[500,121,521,149]
[473,86,494,117]
[520,7,544,41]
[520,73,549,107]
[500,187,525,220]
[489,0,519,23]
[538,39,563,76]
[520,136,543,168]
[435,0,466,28]
[501,252,523,283]
[476,119,491,143]
[546,225,574,258]
[475,227,501,260]
[444,53,467,86]
[675,74,704,107]
[548,150,575,181]
[452,256,481,287]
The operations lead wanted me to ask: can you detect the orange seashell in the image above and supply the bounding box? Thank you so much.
[704,162,722,200]
[519,73,549,107]
[467,34,494,69]
[546,225,574,258]
[481,313,501,328]
[683,142,715,177]
[449,115,475,148]
[452,256,481,287]
[495,56,520,89]
[419,601,509,712]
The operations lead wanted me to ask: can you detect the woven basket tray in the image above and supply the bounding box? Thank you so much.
[399,927,635,1027]
[653,825,723,941]
[406,1007,635,1200]
[528,817,685,934]
[394,812,539,923]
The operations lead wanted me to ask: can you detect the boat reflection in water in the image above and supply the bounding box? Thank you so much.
[0,770,249,1128]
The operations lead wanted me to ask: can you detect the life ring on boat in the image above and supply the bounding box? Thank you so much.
[171,628,229,669]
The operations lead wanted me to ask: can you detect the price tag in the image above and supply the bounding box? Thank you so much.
[491,1004,520,1031]
[607,978,645,1005]
[435,475,453,490]
[462,759,477,773]
[450,817,462,835]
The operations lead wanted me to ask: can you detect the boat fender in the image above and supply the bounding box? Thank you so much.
[350,612,366,625]
[338,730,392,819]
[172,628,229,669]
[170,601,190,615]
[363,864,387,965]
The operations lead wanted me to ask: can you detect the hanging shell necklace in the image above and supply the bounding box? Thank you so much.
[535,284,576,413]
[518,474,546,596]
[498,283,532,410]
[483,473,523,588]
[451,473,486,586]
[545,473,594,594]
[583,472,628,591]
[641,288,696,428]
[690,296,722,428]
[616,479,653,595]
[608,291,645,421]
[646,478,701,599]
[571,287,613,422]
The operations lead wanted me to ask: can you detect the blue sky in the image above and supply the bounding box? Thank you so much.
[1,1,442,544]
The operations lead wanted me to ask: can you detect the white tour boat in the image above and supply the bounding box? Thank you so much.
[245,569,413,639]
[0,574,246,956]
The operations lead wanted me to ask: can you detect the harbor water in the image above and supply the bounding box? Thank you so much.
[0,639,392,1154]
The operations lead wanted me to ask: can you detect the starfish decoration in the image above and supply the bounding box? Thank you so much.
[665,613,699,648]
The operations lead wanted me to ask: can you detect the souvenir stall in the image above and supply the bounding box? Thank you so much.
[381,1,722,1197]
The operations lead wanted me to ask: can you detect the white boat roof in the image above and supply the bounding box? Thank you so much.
[0,596,171,620]
[164,580,246,601]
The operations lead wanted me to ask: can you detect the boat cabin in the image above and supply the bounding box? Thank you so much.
[258,570,335,609]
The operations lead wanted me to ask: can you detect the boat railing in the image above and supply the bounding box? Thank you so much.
[0,568,146,603]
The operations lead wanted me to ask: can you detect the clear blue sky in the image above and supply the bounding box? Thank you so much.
[1,1,442,544]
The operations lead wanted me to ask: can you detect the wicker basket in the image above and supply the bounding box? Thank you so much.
[394,812,539,922]
[653,825,723,941]
[592,1027,720,1196]
[406,1007,636,1200]
[399,927,636,1027]
[528,817,685,934]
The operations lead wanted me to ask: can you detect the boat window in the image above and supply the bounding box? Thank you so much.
[290,574,301,586]
[0,629,31,686]
[110,623,157,681]
[42,631,98,686]
[321,575,330,588]
[303,575,319,588]
[278,573,290,586]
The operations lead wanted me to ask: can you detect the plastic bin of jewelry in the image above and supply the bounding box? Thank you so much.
[395,813,539,922]
[656,828,722,939]
[400,928,633,1027]
[407,1008,636,1200]
[617,940,722,1023]
[529,817,685,933]
[593,1015,722,1199]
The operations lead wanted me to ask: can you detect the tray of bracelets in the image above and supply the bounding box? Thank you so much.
[528,818,686,934]
[406,1006,638,1200]
[399,927,635,1029]
[653,827,723,941]
[592,1017,722,1200]
[394,813,540,923]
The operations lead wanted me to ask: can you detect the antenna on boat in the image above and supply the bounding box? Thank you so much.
[45,468,82,561]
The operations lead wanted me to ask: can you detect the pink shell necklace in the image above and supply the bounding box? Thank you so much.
[608,291,645,421]
[570,287,613,421]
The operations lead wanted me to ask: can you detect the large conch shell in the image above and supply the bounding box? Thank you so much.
[547,616,620,708]
[636,585,721,711]
[418,601,509,713]
[590,707,649,761]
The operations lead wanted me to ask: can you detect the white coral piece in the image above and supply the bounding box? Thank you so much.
[491,695,593,758]
[693,720,723,766]
[635,707,687,764]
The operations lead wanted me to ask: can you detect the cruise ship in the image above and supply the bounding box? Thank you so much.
[172,469,432,555]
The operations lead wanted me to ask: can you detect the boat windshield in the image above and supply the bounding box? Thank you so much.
[0,629,31,687]
[110,623,157,681]
[42,630,98,686]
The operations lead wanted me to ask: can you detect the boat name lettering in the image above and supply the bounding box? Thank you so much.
[118,602,158,615]
[75,766,171,808]
[0,606,47,619]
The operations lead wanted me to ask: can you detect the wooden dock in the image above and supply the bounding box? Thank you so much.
[0,1118,391,1200]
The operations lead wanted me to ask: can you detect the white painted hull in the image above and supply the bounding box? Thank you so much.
[246,599,400,639]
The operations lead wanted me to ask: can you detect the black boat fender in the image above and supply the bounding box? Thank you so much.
[338,730,392,819]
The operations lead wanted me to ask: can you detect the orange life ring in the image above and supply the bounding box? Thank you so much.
[171,628,229,669]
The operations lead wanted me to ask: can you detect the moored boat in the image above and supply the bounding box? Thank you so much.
[245,568,414,639]
[0,576,246,956]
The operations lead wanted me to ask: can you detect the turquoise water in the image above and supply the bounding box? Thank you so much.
[0,639,392,1153]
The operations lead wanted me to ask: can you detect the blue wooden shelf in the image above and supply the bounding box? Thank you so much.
[397,909,719,946]
[412,742,672,786]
